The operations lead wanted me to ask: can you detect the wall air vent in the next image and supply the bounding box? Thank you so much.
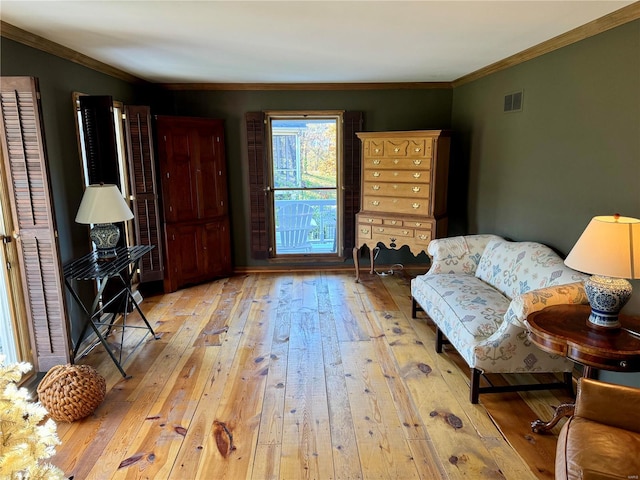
[504,90,524,113]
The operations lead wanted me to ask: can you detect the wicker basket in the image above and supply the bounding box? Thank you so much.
[37,364,106,422]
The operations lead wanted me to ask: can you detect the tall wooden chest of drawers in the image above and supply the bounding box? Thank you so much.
[353,130,451,280]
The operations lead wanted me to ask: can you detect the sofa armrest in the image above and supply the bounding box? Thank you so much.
[427,234,502,275]
[504,282,588,328]
[575,378,640,434]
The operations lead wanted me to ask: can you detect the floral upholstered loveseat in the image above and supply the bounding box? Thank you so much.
[411,234,589,403]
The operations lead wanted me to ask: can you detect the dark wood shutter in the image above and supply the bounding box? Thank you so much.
[79,95,121,186]
[342,111,363,253]
[245,112,269,260]
[124,105,164,282]
[0,77,71,371]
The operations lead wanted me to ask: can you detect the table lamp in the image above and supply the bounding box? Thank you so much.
[564,214,640,329]
[75,184,134,260]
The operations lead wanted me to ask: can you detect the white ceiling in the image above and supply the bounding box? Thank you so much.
[1,1,635,84]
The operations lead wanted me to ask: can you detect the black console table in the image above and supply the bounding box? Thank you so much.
[63,245,159,377]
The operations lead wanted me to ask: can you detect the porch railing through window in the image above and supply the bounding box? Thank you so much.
[274,199,337,254]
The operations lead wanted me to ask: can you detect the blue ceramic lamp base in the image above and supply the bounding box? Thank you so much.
[89,223,120,260]
[584,275,632,329]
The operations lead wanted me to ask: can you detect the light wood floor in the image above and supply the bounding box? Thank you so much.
[51,270,572,479]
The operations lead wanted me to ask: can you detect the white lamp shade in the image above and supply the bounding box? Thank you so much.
[75,184,134,224]
[564,215,640,279]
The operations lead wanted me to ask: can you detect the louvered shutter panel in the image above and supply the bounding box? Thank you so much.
[79,95,121,186]
[342,111,363,253]
[124,105,164,282]
[0,77,71,371]
[245,112,269,260]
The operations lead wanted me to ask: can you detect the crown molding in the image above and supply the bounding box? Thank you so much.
[452,3,640,87]
[0,21,147,85]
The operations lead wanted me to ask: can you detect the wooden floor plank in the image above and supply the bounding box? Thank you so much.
[317,273,365,480]
[194,274,275,480]
[49,271,565,480]
[340,341,422,480]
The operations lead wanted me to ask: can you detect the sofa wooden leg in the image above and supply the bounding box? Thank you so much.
[436,328,445,353]
[470,368,481,404]
[411,298,418,319]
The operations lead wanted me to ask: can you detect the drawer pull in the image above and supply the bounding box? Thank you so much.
[415,222,422,227]
[402,230,409,235]
[419,234,428,240]
[621,360,628,368]
[393,184,398,189]
[412,203,420,209]
[394,147,400,153]
[412,186,421,193]
[373,159,381,165]
[393,172,399,176]
[413,173,421,178]
[372,184,380,190]
[360,228,370,234]
[413,159,422,165]
[393,159,399,164]
[414,147,422,152]
[367,218,374,223]
[390,220,397,225]
[373,171,380,177]
[374,148,381,154]
[378,228,385,232]
[371,201,380,206]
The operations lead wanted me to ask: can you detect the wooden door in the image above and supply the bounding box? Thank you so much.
[156,121,199,223]
[164,223,203,291]
[203,219,232,278]
[156,116,231,292]
[197,122,227,219]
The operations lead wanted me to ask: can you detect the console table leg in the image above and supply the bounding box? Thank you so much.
[369,246,376,274]
[531,402,575,433]
[353,247,360,282]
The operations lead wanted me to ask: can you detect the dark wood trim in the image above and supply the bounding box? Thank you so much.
[0,21,146,85]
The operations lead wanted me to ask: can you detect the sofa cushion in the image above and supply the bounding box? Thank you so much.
[411,273,511,366]
[475,238,583,300]
[427,234,501,275]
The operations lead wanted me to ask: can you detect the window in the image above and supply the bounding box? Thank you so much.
[73,93,134,248]
[73,96,163,283]
[267,113,341,256]
[245,110,363,261]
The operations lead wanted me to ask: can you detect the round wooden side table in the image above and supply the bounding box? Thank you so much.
[525,304,640,433]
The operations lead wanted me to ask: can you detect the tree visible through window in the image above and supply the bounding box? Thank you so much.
[268,113,341,256]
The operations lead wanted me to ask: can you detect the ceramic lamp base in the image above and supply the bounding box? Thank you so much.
[89,223,120,260]
[584,275,632,329]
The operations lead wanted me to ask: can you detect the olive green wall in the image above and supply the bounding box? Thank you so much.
[450,21,640,386]
[154,89,453,267]
[0,38,144,344]
[0,38,143,262]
